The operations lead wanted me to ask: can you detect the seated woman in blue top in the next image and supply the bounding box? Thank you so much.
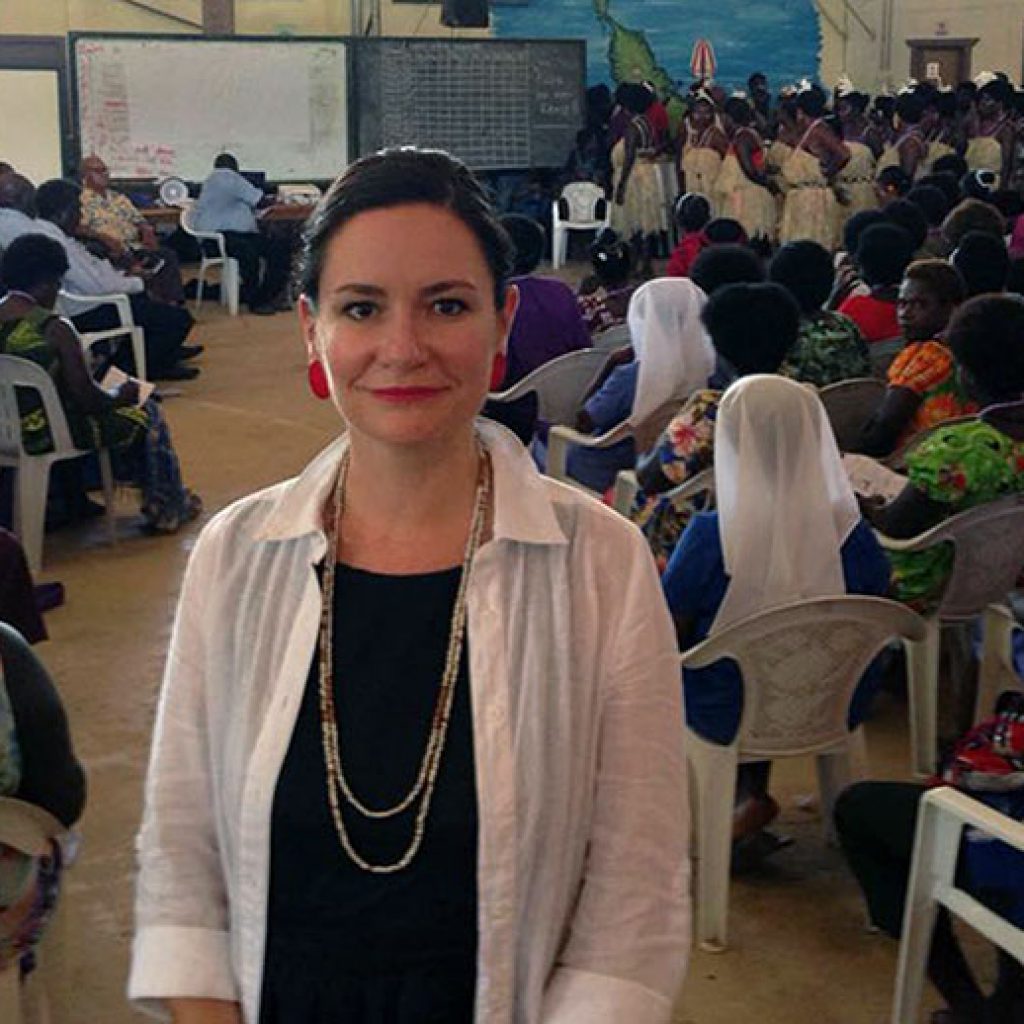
[546,277,715,493]
[663,375,891,843]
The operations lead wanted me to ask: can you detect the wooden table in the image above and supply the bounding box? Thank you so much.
[139,203,316,227]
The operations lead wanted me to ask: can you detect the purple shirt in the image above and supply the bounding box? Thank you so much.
[484,276,592,443]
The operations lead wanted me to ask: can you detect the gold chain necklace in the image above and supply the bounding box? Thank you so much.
[317,442,491,874]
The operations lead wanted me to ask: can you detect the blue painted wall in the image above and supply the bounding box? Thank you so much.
[492,0,822,92]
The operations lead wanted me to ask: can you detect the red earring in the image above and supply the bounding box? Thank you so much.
[489,353,507,391]
[307,360,331,400]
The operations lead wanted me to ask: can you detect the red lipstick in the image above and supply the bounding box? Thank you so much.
[370,386,446,403]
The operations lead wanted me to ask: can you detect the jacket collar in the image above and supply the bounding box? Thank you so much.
[253,419,568,548]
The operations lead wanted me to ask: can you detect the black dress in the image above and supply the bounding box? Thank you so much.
[260,565,478,1023]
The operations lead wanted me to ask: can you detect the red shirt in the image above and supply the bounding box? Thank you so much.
[837,294,900,344]
[666,232,706,278]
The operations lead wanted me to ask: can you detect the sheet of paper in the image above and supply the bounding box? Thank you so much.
[842,453,908,503]
[101,366,156,408]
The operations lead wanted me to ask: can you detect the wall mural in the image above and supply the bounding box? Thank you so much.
[492,0,822,94]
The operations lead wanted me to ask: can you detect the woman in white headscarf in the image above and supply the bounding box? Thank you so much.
[557,277,715,493]
[662,375,890,843]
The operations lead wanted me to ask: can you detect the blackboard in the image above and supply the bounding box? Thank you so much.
[352,39,585,170]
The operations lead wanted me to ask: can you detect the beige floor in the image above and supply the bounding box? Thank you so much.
[28,289,948,1022]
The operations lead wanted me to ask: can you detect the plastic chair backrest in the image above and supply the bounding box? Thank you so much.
[592,323,631,352]
[682,596,927,757]
[0,356,76,458]
[905,495,1024,620]
[819,377,887,451]
[488,348,606,424]
[559,182,607,224]
[869,336,904,379]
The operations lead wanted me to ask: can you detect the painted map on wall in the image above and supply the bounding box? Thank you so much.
[492,0,822,92]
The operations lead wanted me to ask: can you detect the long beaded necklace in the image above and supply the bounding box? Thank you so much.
[318,441,491,874]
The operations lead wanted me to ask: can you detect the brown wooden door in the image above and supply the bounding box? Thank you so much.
[908,40,975,87]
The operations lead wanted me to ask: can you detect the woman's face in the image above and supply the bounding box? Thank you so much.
[837,98,855,124]
[897,278,951,341]
[691,99,713,129]
[299,203,517,452]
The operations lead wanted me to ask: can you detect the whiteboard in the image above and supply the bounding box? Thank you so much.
[0,69,63,183]
[73,36,348,181]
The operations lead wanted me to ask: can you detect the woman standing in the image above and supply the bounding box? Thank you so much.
[833,88,881,238]
[779,87,851,250]
[715,96,777,243]
[610,84,666,276]
[678,91,727,211]
[129,149,690,1024]
[875,91,928,183]
[966,79,1016,190]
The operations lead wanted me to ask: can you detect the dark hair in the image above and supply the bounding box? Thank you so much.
[873,95,896,119]
[855,223,914,287]
[894,92,925,125]
[947,295,1024,396]
[297,148,513,307]
[704,218,748,245]
[1008,257,1024,298]
[589,232,632,286]
[903,258,966,306]
[723,96,753,126]
[702,282,800,374]
[961,169,998,203]
[500,214,545,275]
[932,153,968,181]
[0,233,69,291]
[884,198,928,250]
[979,79,1013,108]
[905,185,951,228]
[925,91,957,119]
[675,192,711,232]
[214,152,239,170]
[877,166,912,198]
[795,87,826,119]
[915,172,960,210]
[690,244,765,296]
[768,241,834,314]
[618,82,653,115]
[843,208,886,255]
[952,231,1011,297]
[34,178,80,222]
[838,90,869,114]
[942,198,1007,249]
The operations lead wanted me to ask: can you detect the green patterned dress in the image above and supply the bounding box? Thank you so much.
[890,420,1024,609]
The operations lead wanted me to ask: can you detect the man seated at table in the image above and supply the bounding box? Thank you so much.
[33,178,200,381]
[77,154,185,305]
[192,153,291,315]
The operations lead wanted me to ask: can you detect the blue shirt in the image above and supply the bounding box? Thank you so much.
[662,513,891,744]
[194,168,263,234]
[564,361,639,493]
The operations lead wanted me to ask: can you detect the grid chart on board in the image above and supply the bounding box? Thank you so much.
[379,46,533,168]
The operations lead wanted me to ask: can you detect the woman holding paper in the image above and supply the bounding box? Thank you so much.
[130,148,689,1024]
[662,375,889,846]
[0,234,200,533]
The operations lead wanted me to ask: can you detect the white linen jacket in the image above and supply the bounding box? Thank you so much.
[129,421,690,1023]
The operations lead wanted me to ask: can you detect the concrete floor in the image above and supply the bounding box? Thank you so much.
[28,285,952,1022]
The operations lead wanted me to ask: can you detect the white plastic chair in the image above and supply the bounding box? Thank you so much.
[880,494,1024,776]
[819,377,887,452]
[178,204,240,316]
[546,399,680,498]
[682,595,927,951]
[870,336,905,379]
[892,787,1024,1024]
[0,356,116,572]
[0,797,68,1024]
[611,465,714,519]
[57,290,147,382]
[592,322,631,353]
[974,603,1024,724]
[486,348,607,430]
[551,183,610,270]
